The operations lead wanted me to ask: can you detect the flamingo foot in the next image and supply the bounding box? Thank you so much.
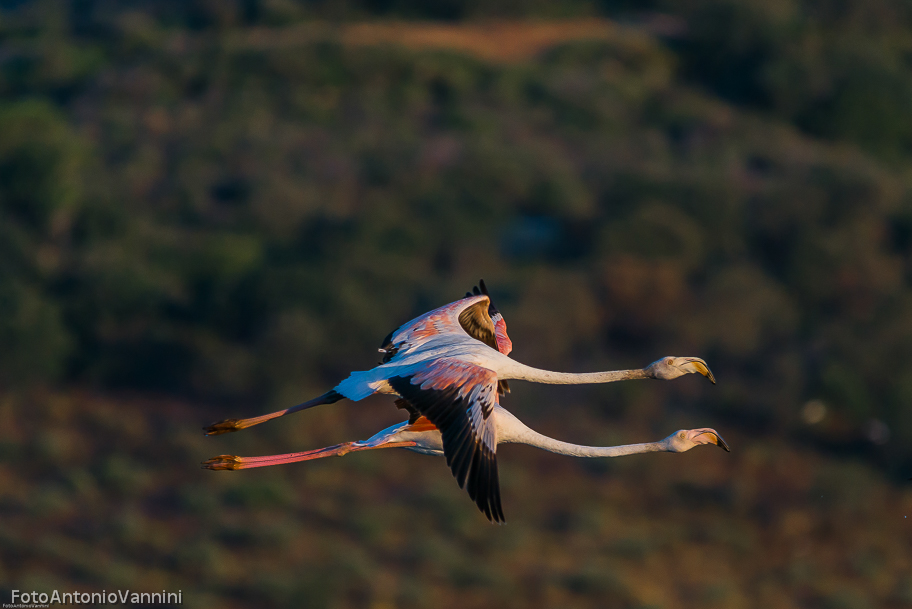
[203,420,243,435]
[203,391,345,436]
[202,455,244,470]
[203,416,271,435]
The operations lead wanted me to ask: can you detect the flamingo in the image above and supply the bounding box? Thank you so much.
[203,404,730,522]
[204,280,717,521]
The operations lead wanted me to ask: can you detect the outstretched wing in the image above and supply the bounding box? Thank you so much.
[379,281,513,365]
[388,358,504,523]
[378,294,491,364]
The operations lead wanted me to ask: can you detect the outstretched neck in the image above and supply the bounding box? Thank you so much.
[496,408,669,457]
[499,360,649,384]
[507,426,667,457]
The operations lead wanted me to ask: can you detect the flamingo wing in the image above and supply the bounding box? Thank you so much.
[378,294,490,364]
[379,280,512,359]
[388,358,504,523]
[464,280,512,394]
[462,280,512,354]
[458,298,498,351]
[394,397,422,424]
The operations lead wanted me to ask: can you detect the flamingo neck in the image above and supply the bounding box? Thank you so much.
[495,407,670,457]
[514,428,668,457]
[500,361,649,384]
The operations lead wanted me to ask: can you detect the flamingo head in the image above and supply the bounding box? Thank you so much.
[646,356,716,384]
[663,428,730,453]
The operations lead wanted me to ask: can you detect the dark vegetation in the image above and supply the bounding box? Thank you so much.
[2,1,912,607]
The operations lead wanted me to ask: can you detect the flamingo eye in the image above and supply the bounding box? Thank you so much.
[665,358,674,366]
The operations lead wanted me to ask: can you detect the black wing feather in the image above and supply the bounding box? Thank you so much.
[388,376,504,523]
[394,397,421,424]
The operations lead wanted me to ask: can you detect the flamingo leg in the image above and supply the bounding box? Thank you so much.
[202,440,418,470]
[203,390,344,435]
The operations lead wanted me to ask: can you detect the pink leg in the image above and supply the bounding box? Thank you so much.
[202,440,418,470]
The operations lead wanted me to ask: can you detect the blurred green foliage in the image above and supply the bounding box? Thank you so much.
[2,0,911,468]
[2,392,911,609]
[2,2,912,605]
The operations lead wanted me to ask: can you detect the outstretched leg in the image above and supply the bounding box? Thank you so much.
[203,390,344,436]
[202,440,418,470]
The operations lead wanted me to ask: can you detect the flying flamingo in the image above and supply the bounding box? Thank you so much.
[204,281,716,521]
[203,404,730,522]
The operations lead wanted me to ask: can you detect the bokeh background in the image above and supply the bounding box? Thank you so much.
[2,1,912,607]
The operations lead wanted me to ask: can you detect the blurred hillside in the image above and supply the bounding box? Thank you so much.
[2,0,912,607]
[3,0,912,465]
[3,391,911,609]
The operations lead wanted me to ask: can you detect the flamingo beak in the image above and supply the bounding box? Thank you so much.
[699,430,730,452]
[685,358,716,384]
